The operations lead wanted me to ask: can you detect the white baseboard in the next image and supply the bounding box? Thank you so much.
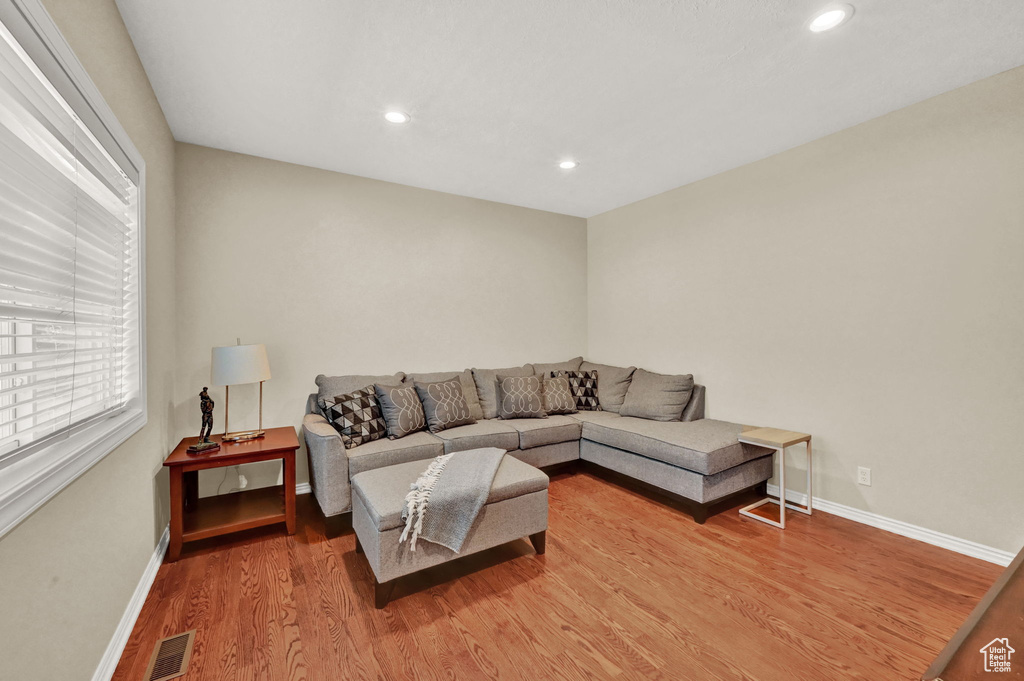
[766,484,1015,567]
[93,483,311,680]
[92,525,169,681]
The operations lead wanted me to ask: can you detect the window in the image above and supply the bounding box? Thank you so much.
[0,0,145,538]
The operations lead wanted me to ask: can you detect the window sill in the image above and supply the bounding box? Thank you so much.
[0,407,147,539]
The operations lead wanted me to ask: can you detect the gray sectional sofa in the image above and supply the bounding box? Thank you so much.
[302,359,774,524]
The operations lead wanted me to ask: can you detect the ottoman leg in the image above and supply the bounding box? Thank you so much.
[355,535,363,554]
[375,578,396,609]
[529,530,546,555]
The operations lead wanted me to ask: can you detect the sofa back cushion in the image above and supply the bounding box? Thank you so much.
[407,369,484,421]
[532,357,584,377]
[472,365,534,419]
[580,361,636,413]
[316,372,405,411]
[414,378,476,433]
[619,369,694,422]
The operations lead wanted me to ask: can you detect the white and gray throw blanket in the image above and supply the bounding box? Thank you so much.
[399,447,506,553]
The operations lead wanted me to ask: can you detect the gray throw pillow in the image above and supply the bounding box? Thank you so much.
[472,365,534,419]
[374,383,426,439]
[407,369,484,421]
[619,369,694,422]
[580,361,636,413]
[496,375,547,419]
[414,378,476,433]
[542,375,578,415]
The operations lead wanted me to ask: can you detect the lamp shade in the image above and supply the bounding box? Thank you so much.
[211,343,271,386]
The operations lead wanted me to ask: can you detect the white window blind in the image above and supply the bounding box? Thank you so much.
[0,16,141,465]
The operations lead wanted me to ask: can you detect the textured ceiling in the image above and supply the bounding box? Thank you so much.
[115,0,1024,217]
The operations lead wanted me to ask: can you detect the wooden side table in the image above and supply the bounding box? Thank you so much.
[738,427,812,529]
[164,426,299,562]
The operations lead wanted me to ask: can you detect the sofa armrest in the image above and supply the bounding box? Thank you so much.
[681,384,705,421]
[302,412,351,516]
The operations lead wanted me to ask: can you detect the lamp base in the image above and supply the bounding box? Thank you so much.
[222,430,266,443]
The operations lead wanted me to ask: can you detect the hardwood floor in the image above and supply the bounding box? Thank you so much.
[112,471,1001,680]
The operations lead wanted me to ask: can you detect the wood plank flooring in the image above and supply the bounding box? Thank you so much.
[112,471,1001,680]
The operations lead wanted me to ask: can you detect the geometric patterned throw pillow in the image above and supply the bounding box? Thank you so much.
[542,375,578,415]
[556,370,601,411]
[323,385,388,449]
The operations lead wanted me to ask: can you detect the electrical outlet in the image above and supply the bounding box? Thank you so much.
[857,467,871,486]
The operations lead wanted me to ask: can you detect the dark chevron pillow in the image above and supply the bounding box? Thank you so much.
[323,385,388,449]
[556,370,601,411]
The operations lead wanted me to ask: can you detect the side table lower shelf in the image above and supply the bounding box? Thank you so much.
[183,486,288,543]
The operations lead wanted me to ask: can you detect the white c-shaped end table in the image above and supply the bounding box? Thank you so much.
[738,427,812,529]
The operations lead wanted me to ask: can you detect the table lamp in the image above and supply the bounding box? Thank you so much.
[211,340,271,442]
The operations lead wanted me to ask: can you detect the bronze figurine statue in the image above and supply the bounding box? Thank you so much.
[187,387,221,454]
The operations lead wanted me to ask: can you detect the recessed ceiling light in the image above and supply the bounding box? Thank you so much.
[384,111,409,124]
[559,160,579,170]
[808,4,854,32]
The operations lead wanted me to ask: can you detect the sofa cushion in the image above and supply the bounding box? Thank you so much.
[347,431,445,477]
[352,455,549,532]
[580,417,772,476]
[497,375,546,419]
[504,415,582,449]
[316,372,405,412]
[414,378,476,433]
[374,384,427,439]
[568,410,622,425]
[532,357,584,377]
[434,419,520,454]
[542,375,577,415]
[471,365,534,419]
[407,369,484,422]
[580,362,636,413]
[619,369,694,422]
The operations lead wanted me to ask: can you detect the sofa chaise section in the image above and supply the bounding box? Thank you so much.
[580,440,773,520]
[581,416,769,476]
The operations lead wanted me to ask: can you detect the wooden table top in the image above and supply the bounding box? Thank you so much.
[738,427,811,448]
[164,426,299,467]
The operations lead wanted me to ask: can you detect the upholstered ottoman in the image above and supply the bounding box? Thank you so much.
[351,454,549,608]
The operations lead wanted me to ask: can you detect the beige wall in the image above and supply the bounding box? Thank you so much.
[174,143,588,493]
[588,66,1024,553]
[0,1,178,680]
